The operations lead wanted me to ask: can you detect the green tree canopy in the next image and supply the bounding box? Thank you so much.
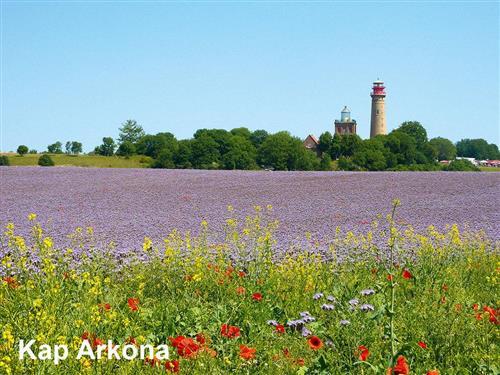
[429,137,456,161]
[116,141,136,157]
[17,145,28,156]
[456,138,500,160]
[318,132,333,154]
[222,135,257,170]
[395,121,428,148]
[95,137,116,156]
[47,142,63,154]
[136,133,177,159]
[118,120,145,145]
[249,130,269,149]
[190,133,220,169]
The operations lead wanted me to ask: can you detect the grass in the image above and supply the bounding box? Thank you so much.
[479,166,500,172]
[0,205,498,374]
[2,154,152,168]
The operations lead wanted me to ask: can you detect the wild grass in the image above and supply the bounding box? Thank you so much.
[2,154,152,168]
[0,204,498,374]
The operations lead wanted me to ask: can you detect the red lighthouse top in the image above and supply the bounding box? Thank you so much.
[371,79,386,96]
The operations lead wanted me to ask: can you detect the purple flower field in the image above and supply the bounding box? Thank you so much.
[1,167,499,252]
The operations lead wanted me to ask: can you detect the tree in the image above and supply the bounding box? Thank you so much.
[318,132,333,154]
[118,120,145,145]
[152,149,175,169]
[222,136,257,170]
[190,134,220,169]
[250,130,269,149]
[230,127,252,139]
[28,149,37,154]
[456,138,500,160]
[257,131,295,170]
[65,141,72,154]
[352,139,386,171]
[173,140,192,168]
[339,134,363,157]
[96,137,116,156]
[71,142,83,155]
[395,121,428,148]
[38,154,55,166]
[384,131,418,165]
[116,141,136,157]
[194,129,232,156]
[429,137,456,161]
[17,145,28,156]
[136,133,177,159]
[47,142,63,154]
[319,154,332,171]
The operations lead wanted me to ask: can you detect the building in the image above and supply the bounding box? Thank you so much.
[334,106,357,135]
[370,79,387,138]
[303,134,320,155]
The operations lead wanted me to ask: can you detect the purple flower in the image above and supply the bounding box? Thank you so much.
[349,298,359,306]
[267,320,278,326]
[360,304,375,312]
[360,289,375,296]
[321,304,335,311]
[301,326,312,337]
[339,319,351,326]
[302,315,316,323]
[299,311,311,318]
[327,295,336,302]
[313,292,324,300]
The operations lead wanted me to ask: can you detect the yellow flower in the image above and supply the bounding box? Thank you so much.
[33,299,43,308]
[143,237,153,252]
[28,213,37,221]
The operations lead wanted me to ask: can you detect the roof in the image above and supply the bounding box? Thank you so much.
[305,134,319,144]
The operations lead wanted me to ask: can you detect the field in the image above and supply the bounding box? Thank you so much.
[0,168,498,374]
[2,154,152,168]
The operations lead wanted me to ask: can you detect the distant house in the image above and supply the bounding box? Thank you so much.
[479,159,500,168]
[303,134,320,156]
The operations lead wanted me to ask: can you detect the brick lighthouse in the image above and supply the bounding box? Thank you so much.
[370,79,386,138]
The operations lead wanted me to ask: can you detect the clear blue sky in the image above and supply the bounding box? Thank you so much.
[1,1,498,152]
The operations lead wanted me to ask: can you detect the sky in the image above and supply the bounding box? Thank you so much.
[1,1,499,152]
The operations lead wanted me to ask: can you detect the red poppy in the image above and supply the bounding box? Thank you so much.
[358,345,370,361]
[402,269,412,279]
[426,370,439,375]
[165,360,180,373]
[440,296,446,304]
[125,336,137,346]
[392,355,410,375]
[239,345,256,360]
[387,274,394,281]
[252,292,263,301]
[442,284,448,291]
[296,358,305,366]
[169,336,200,358]
[221,324,240,339]
[238,271,246,278]
[195,333,206,345]
[275,324,285,334]
[92,337,103,349]
[473,303,479,311]
[236,286,246,295]
[283,348,290,357]
[81,331,91,341]
[475,313,482,320]
[127,297,139,311]
[145,356,160,367]
[98,303,111,312]
[418,341,427,349]
[307,336,323,350]
[225,267,234,277]
[2,276,19,289]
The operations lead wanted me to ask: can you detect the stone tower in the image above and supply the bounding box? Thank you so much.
[334,106,357,135]
[370,79,386,138]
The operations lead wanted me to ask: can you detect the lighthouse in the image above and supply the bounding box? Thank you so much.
[370,79,386,138]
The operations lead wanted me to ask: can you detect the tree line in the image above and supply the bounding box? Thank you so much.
[4,119,499,171]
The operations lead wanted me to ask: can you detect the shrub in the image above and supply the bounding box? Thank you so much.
[0,155,10,166]
[445,159,480,172]
[38,154,55,167]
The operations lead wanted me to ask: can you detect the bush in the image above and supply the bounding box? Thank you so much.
[0,155,10,166]
[38,154,55,167]
[445,159,480,172]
